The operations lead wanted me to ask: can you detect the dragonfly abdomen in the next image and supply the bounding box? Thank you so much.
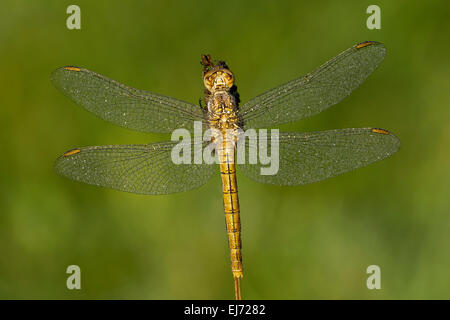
[218,141,243,282]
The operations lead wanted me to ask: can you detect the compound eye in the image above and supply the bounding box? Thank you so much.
[224,72,234,87]
[204,75,214,90]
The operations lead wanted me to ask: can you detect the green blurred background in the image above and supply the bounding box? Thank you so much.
[1,0,449,299]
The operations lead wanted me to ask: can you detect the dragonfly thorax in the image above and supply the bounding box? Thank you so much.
[207,91,239,131]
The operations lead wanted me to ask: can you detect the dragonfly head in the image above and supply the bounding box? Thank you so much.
[203,67,234,92]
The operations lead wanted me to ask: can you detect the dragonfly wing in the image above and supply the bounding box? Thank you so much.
[239,41,386,129]
[51,67,206,133]
[239,128,400,185]
[54,141,215,195]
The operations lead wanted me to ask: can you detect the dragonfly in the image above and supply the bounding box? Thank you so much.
[52,41,400,300]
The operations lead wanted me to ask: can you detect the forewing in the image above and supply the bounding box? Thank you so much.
[239,42,386,129]
[54,141,215,195]
[51,67,206,133]
[239,128,400,185]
